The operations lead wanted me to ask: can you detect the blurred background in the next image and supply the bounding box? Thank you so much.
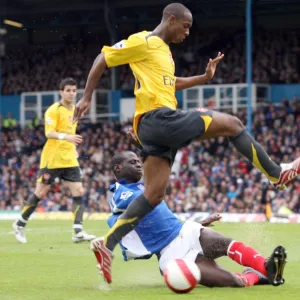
[0,0,299,221]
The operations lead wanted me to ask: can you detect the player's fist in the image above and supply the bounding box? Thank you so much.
[73,98,91,123]
[65,134,83,145]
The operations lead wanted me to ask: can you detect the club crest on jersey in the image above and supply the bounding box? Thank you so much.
[46,117,52,124]
[114,40,125,49]
[43,173,51,181]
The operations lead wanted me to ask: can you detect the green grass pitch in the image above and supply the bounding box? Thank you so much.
[0,221,299,300]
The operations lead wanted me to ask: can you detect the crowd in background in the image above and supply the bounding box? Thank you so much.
[1,101,299,215]
[2,29,300,94]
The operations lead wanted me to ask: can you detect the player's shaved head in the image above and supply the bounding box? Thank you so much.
[162,3,191,20]
[111,152,130,173]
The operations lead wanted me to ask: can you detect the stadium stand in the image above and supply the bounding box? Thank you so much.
[2,29,300,94]
[1,101,299,214]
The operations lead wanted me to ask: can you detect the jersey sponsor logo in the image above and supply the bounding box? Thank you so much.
[163,76,175,86]
[46,117,53,124]
[120,191,133,200]
[114,40,125,49]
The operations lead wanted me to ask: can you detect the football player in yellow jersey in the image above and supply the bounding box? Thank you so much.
[13,78,95,244]
[73,3,299,283]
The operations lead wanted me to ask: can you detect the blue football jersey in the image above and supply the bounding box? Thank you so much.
[107,180,183,261]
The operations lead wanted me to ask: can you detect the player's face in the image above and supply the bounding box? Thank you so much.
[169,12,193,44]
[120,153,143,183]
[60,85,77,104]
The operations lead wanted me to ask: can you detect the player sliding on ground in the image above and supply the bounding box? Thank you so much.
[73,2,299,283]
[13,78,95,244]
[91,151,287,288]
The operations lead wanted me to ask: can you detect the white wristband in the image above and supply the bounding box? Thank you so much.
[58,133,66,140]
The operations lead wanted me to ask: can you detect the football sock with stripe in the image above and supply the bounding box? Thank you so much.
[104,194,154,251]
[229,129,281,182]
[17,194,41,227]
[228,241,267,277]
[72,196,85,234]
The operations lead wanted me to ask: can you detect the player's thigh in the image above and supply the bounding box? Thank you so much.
[36,168,58,197]
[34,182,51,199]
[158,221,204,272]
[195,255,243,287]
[200,227,232,260]
[197,110,245,139]
[64,181,84,197]
[61,167,83,197]
[143,156,171,205]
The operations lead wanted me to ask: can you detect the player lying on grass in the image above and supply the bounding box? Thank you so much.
[91,151,287,288]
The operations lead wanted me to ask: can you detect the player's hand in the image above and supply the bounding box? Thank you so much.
[126,129,143,150]
[73,98,91,123]
[205,52,224,80]
[65,134,83,145]
[200,213,222,227]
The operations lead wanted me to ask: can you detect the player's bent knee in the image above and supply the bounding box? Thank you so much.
[230,116,245,134]
[144,187,166,206]
[35,190,46,199]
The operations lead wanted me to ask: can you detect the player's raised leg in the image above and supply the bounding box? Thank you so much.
[13,182,51,243]
[90,155,171,283]
[197,110,299,190]
[199,227,287,286]
[64,180,95,243]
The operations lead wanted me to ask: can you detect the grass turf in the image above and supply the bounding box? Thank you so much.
[0,220,299,300]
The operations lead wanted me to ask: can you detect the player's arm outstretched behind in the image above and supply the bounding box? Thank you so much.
[45,107,82,145]
[175,52,224,91]
[199,213,222,227]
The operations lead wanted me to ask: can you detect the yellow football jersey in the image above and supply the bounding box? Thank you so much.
[40,102,79,169]
[101,31,177,135]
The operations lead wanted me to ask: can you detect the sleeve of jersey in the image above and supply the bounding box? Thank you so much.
[101,35,148,67]
[109,184,142,213]
[44,107,58,136]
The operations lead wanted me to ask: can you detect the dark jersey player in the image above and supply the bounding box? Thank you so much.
[92,151,287,288]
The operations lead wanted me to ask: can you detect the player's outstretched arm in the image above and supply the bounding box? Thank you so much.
[73,53,107,122]
[47,132,83,145]
[175,52,224,91]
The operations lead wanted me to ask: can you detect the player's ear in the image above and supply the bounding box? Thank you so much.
[114,164,121,174]
[169,15,176,25]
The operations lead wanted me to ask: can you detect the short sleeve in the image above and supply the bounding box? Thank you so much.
[101,34,148,67]
[44,107,58,136]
